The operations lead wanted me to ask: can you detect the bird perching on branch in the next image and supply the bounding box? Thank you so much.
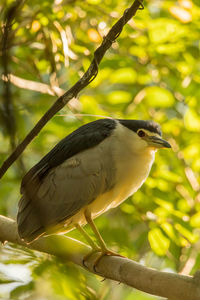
[17,119,171,264]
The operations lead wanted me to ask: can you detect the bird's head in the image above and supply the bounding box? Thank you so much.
[118,119,171,151]
[136,128,171,149]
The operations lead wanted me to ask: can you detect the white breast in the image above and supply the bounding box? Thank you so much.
[91,122,155,211]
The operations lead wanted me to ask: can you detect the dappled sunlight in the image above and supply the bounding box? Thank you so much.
[0,0,200,299]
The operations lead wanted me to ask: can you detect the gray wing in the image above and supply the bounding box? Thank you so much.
[21,118,116,191]
[17,143,116,242]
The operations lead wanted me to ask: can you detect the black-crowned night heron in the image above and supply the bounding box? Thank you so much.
[17,119,171,262]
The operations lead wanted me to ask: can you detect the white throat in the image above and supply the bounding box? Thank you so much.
[110,122,156,203]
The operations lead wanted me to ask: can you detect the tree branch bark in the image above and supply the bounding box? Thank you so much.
[0,0,144,179]
[0,215,200,300]
[1,0,26,174]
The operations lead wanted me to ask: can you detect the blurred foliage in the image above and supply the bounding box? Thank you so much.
[0,0,200,299]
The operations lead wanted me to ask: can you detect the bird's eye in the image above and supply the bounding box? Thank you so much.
[137,130,146,137]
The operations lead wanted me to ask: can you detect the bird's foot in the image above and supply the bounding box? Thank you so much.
[93,249,123,272]
[83,248,101,268]
[83,247,123,272]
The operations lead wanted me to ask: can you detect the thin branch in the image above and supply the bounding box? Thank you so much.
[1,73,80,111]
[1,10,16,148]
[0,0,143,179]
[0,215,200,300]
[2,73,65,96]
[1,0,26,173]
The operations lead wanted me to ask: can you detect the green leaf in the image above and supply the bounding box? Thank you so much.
[184,108,200,132]
[148,228,170,256]
[161,222,181,246]
[10,282,34,299]
[109,68,137,84]
[190,211,200,228]
[107,90,132,104]
[175,223,199,244]
[144,86,175,108]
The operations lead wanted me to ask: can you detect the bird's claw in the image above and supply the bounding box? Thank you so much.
[93,250,124,272]
[83,248,123,272]
[82,248,101,268]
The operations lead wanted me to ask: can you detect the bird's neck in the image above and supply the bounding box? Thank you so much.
[111,123,156,201]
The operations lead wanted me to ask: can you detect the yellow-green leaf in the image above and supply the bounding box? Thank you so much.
[144,86,175,108]
[148,228,170,256]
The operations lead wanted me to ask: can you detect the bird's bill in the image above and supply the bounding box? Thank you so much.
[145,136,171,149]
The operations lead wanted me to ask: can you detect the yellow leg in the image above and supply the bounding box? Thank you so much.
[84,210,108,251]
[75,223,102,268]
[84,210,123,271]
[75,223,99,250]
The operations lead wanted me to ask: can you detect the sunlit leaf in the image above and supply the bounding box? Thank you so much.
[184,108,200,132]
[10,282,34,298]
[169,6,192,23]
[161,222,182,246]
[149,19,187,43]
[190,212,200,228]
[1,0,200,298]
[107,90,132,104]
[148,228,170,256]
[31,20,41,32]
[87,28,101,43]
[154,198,174,211]
[110,68,137,84]
[144,87,175,108]
[175,223,199,243]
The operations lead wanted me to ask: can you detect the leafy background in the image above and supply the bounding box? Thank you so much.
[0,0,200,299]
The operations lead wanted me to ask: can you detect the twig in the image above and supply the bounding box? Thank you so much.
[1,1,19,148]
[0,0,143,179]
[0,215,200,300]
[1,0,26,173]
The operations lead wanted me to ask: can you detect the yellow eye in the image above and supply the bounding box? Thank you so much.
[137,130,146,137]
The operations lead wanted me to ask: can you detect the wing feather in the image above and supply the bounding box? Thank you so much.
[35,146,115,226]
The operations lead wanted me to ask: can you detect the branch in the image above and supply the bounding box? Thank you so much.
[0,0,144,179]
[1,3,16,147]
[1,0,27,173]
[0,215,200,300]
[2,73,65,96]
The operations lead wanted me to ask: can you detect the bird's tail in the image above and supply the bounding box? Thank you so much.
[17,195,45,243]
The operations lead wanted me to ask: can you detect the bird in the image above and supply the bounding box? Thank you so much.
[17,118,171,262]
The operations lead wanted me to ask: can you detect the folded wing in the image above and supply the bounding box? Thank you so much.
[17,121,116,242]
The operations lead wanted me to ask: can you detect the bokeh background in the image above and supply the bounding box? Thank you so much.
[0,0,200,299]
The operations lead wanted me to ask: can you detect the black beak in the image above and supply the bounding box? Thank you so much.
[145,136,171,149]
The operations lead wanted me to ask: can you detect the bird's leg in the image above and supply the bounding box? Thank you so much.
[75,223,102,267]
[75,223,99,250]
[84,211,108,251]
[84,210,122,271]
